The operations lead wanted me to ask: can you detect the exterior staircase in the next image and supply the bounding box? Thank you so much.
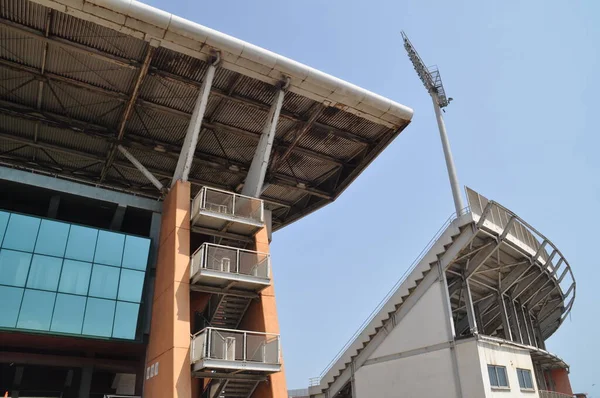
[206,379,260,398]
[210,295,252,329]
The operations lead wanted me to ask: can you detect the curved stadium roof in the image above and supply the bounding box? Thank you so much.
[0,0,413,229]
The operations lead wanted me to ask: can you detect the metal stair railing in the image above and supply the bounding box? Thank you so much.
[312,206,470,384]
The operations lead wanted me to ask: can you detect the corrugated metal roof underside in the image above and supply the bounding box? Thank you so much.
[0,0,411,230]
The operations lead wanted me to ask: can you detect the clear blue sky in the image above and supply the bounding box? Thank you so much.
[145,0,599,393]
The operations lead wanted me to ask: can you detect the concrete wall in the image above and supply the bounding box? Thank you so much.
[455,339,486,398]
[355,280,461,398]
[477,340,539,398]
[368,280,449,359]
[355,348,459,398]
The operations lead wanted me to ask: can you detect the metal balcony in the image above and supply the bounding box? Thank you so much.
[190,243,270,293]
[191,187,264,237]
[539,391,575,398]
[191,327,281,374]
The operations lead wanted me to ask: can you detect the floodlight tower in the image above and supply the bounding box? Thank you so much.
[402,32,465,215]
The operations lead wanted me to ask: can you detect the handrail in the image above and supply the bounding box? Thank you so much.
[191,327,280,365]
[315,207,470,381]
[191,242,270,279]
[194,326,279,337]
[539,391,575,398]
[192,186,265,224]
[192,241,270,257]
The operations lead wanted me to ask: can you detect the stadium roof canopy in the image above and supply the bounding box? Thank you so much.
[0,0,413,230]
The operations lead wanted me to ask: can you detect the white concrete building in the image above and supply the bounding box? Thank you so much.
[309,188,576,398]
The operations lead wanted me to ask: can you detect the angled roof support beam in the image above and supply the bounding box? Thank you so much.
[117,145,164,192]
[241,79,288,198]
[465,216,516,279]
[172,54,219,186]
[499,295,513,341]
[101,44,156,182]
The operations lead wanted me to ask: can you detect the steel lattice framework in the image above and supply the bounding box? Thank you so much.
[0,0,412,230]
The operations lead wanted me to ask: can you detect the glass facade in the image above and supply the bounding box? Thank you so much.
[0,210,150,340]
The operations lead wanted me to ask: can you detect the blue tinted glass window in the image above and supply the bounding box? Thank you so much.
[0,249,32,287]
[58,260,92,296]
[0,211,9,246]
[17,290,56,331]
[122,235,150,271]
[112,301,139,339]
[65,225,98,263]
[0,285,24,328]
[26,255,63,291]
[118,269,145,302]
[94,231,125,267]
[51,294,86,334]
[82,298,115,337]
[34,219,70,257]
[2,214,40,252]
[88,264,119,299]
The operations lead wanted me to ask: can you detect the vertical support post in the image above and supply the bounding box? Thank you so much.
[79,365,93,398]
[509,299,523,344]
[11,365,24,398]
[437,261,464,398]
[463,279,478,334]
[528,311,539,348]
[499,295,513,341]
[241,86,286,198]
[535,321,546,350]
[110,205,127,231]
[243,331,247,361]
[431,95,465,215]
[172,58,219,185]
[520,305,532,346]
[47,194,60,218]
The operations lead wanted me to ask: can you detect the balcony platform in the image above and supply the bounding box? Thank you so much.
[191,328,281,376]
[190,243,270,293]
[192,187,264,237]
[192,358,281,374]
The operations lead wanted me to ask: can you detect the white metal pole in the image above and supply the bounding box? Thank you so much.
[431,95,465,215]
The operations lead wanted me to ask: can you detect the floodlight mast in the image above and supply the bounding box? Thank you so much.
[402,32,465,215]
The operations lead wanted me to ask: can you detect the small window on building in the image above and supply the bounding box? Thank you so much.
[488,365,509,388]
[517,368,534,390]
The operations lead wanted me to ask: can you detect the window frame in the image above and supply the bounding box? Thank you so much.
[517,368,535,391]
[487,364,510,389]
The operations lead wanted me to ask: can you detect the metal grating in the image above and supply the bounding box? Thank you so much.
[51,11,147,61]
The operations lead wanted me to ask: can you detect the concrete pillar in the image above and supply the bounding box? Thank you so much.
[143,181,192,398]
[47,195,60,218]
[238,226,288,398]
[78,365,93,398]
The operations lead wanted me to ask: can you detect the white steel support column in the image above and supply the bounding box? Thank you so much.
[463,279,479,334]
[510,299,524,344]
[432,95,465,215]
[241,83,287,198]
[172,55,219,186]
[499,295,513,341]
[438,261,464,398]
